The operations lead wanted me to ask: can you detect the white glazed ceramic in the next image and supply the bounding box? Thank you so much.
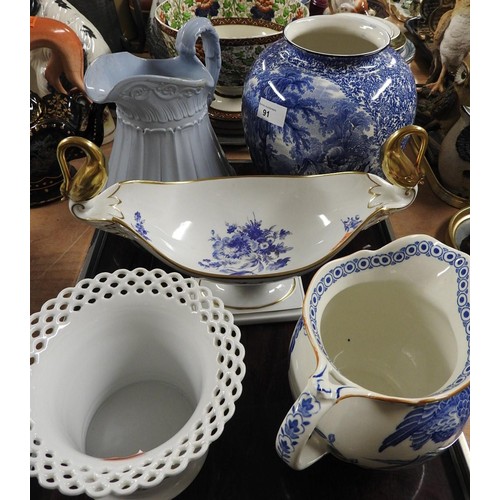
[84,17,234,186]
[277,235,470,470]
[154,0,308,98]
[30,268,245,499]
[56,125,427,311]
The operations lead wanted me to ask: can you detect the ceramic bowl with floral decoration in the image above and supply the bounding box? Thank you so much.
[155,0,308,96]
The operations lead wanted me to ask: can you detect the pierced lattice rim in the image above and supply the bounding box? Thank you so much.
[30,268,246,498]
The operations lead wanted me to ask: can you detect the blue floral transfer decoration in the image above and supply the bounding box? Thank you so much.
[133,211,150,241]
[241,36,416,178]
[306,238,470,456]
[195,0,220,18]
[250,5,275,21]
[342,215,362,232]
[198,215,292,275]
[276,391,322,463]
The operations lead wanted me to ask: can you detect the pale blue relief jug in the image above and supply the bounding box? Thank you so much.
[84,17,234,186]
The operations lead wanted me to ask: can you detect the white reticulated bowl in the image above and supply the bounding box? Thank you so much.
[30,268,246,499]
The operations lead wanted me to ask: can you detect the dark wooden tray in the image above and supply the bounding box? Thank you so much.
[31,214,469,499]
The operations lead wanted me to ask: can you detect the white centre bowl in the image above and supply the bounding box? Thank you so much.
[30,268,246,499]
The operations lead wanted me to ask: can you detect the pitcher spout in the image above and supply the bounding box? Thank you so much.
[84,16,221,105]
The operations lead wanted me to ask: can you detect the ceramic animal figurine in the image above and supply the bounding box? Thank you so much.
[30,0,111,96]
[425,0,470,94]
[30,16,85,94]
[30,16,106,207]
[31,0,117,146]
[438,55,470,198]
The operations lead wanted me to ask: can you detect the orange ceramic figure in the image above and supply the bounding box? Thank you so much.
[30,16,85,94]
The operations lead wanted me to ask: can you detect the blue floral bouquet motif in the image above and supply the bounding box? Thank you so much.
[342,215,362,233]
[133,211,150,241]
[198,215,292,275]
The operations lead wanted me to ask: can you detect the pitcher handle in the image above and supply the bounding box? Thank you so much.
[275,365,363,470]
[57,136,108,203]
[380,124,428,191]
[175,17,221,98]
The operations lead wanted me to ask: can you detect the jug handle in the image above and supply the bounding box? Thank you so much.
[380,124,428,192]
[276,364,365,470]
[57,136,108,203]
[175,17,221,99]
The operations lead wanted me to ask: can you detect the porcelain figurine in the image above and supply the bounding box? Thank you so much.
[324,0,369,14]
[30,15,86,95]
[241,13,417,178]
[425,0,470,94]
[84,16,235,185]
[31,0,111,97]
[437,54,470,198]
[31,0,116,145]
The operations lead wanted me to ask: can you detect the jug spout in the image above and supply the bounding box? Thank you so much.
[84,16,221,105]
[83,17,234,185]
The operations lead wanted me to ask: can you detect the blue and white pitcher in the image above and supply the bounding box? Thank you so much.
[277,235,470,470]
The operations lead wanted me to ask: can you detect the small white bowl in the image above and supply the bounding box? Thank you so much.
[30,268,246,499]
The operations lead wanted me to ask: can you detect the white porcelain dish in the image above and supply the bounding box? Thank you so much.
[56,126,427,313]
[63,173,417,285]
[30,268,246,499]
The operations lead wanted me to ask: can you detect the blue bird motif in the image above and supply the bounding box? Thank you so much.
[379,387,470,452]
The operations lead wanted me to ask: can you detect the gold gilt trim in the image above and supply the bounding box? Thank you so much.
[446,206,470,250]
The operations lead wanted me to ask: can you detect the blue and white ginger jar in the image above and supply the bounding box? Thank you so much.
[241,13,417,178]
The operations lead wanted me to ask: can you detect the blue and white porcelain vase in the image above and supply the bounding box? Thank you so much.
[241,13,417,178]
